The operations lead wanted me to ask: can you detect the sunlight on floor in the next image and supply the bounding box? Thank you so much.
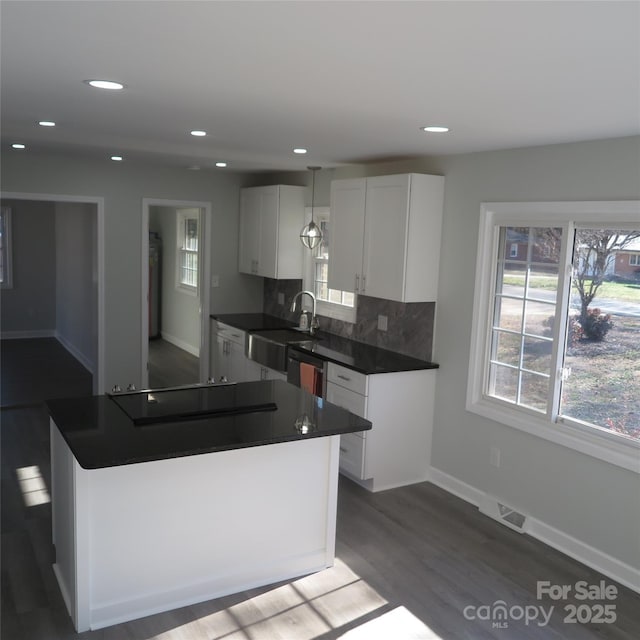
[337,606,443,639]
[143,558,442,640]
[16,465,50,507]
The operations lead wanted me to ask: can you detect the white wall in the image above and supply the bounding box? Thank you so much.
[0,199,56,335]
[1,154,264,390]
[331,135,640,578]
[149,206,200,355]
[55,202,98,372]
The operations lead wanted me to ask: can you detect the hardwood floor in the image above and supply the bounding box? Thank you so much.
[2,338,639,639]
[148,338,200,388]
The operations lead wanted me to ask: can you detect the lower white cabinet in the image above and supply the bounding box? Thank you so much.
[326,362,436,492]
[210,322,287,383]
[210,322,248,382]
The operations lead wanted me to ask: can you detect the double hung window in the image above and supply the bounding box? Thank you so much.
[0,207,13,289]
[304,207,355,322]
[177,209,199,292]
[468,202,640,471]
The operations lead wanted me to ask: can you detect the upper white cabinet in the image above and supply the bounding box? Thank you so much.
[238,185,305,279]
[328,173,444,302]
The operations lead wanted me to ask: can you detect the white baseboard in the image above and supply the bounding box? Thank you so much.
[428,466,640,594]
[0,329,56,339]
[55,332,94,374]
[160,331,199,357]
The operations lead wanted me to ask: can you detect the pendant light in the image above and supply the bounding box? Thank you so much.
[300,166,323,250]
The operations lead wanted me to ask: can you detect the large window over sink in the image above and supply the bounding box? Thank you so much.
[304,207,356,323]
[467,201,640,472]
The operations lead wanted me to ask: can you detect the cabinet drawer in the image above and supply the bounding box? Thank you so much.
[327,363,367,396]
[216,323,246,346]
[339,432,366,480]
[327,382,367,419]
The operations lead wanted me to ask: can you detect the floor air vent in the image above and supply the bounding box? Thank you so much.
[479,495,528,533]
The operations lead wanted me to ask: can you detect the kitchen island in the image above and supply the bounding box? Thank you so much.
[47,380,371,632]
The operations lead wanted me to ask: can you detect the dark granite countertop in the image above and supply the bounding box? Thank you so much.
[210,313,439,374]
[291,332,439,375]
[47,380,371,470]
[211,313,296,332]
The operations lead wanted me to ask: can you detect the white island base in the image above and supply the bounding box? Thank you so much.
[51,423,340,632]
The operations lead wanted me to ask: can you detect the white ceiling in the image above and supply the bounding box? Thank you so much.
[1,1,639,173]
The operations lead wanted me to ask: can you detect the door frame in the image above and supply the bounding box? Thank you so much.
[141,198,212,388]
[1,191,105,394]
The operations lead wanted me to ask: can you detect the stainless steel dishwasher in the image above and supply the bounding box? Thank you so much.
[287,349,327,398]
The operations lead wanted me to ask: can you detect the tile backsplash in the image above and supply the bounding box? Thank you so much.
[263,278,435,362]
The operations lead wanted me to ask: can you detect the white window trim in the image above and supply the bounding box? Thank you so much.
[303,206,357,324]
[629,254,639,266]
[175,209,199,296]
[467,201,640,473]
[0,206,13,289]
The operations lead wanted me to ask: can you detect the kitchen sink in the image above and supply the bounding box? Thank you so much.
[246,329,320,373]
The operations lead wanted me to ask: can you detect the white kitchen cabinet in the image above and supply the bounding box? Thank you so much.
[326,361,436,492]
[328,173,444,302]
[238,185,305,279]
[210,322,248,382]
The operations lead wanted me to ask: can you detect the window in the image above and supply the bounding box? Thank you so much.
[630,254,639,266]
[0,206,13,289]
[177,209,199,292]
[468,202,640,472]
[304,207,356,323]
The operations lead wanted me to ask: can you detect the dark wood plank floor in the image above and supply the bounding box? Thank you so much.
[2,338,639,639]
[148,338,200,388]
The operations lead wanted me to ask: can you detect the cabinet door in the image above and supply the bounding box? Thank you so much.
[227,340,247,382]
[256,186,279,278]
[244,358,263,382]
[362,174,410,302]
[238,188,262,274]
[328,178,366,294]
[211,335,227,380]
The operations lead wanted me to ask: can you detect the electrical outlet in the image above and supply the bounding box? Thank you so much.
[377,314,388,331]
[278,292,285,305]
[490,446,501,468]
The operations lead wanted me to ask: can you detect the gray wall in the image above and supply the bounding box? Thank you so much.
[149,206,200,354]
[0,199,56,334]
[1,154,263,389]
[330,136,640,572]
[55,202,98,371]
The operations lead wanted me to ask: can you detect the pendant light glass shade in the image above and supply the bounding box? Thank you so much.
[300,220,322,249]
[300,166,323,249]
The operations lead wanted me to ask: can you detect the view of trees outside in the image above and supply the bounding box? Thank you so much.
[490,227,640,441]
[561,229,640,440]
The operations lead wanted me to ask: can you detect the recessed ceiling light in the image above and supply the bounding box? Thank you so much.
[39,121,56,127]
[190,130,207,137]
[293,148,308,154]
[421,126,450,133]
[85,79,125,90]
[12,143,26,149]
[111,155,123,161]
[215,162,227,168]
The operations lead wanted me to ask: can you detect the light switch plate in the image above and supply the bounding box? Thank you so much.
[211,275,220,287]
[377,314,388,331]
[278,292,285,305]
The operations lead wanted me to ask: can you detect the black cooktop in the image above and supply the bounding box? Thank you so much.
[110,384,276,426]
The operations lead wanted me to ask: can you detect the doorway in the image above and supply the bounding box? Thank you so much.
[0,192,105,395]
[141,199,211,389]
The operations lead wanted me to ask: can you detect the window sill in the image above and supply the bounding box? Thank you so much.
[466,395,640,474]
[316,299,356,324]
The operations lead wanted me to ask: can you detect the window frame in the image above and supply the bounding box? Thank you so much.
[0,206,13,289]
[629,254,639,266]
[467,201,640,473]
[176,209,200,295]
[303,206,357,324]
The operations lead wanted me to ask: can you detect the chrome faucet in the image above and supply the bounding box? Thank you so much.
[290,290,319,334]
